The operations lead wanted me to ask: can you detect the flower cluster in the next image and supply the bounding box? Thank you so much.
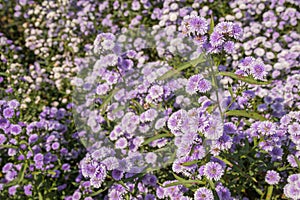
[182,15,243,54]
[236,56,268,80]
[1,0,300,199]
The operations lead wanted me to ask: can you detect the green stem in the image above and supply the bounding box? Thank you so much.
[208,179,215,190]
[266,185,273,200]
[207,55,224,121]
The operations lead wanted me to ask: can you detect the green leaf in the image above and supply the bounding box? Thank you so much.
[225,110,267,121]
[0,72,8,76]
[252,184,264,196]
[294,155,300,170]
[131,99,144,113]
[0,144,18,149]
[181,160,200,166]
[38,192,43,200]
[218,72,271,85]
[209,14,214,34]
[90,182,113,197]
[206,104,217,113]
[142,133,173,146]
[265,185,273,200]
[158,54,206,81]
[163,179,205,188]
[173,173,187,182]
[100,88,119,114]
[17,162,28,184]
[215,156,233,167]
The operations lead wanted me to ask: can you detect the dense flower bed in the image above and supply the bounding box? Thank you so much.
[0,0,300,199]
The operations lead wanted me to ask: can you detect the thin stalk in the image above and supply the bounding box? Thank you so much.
[207,55,224,121]
[266,185,273,200]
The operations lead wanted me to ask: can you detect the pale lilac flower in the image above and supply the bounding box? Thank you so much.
[203,161,224,181]
[148,85,164,99]
[8,185,18,196]
[188,16,209,36]
[145,152,157,164]
[197,79,212,93]
[10,124,22,135]
[90,164,107,188]
[216,184,232,199]
[112,170,124,181]
[24,184,32,196]
[210,32,225,47]
[96,83,110,95]
[251,61,267,80]
[3,108,14,118]
[0,134,6,145]
[215,21,233,35]
[186,74,203,95]
[258,121,277,136]
[288,122,300,136]
[194,187,214,200]
[265,170,280,185]
[115,137,128,149]
[223,41,235,54]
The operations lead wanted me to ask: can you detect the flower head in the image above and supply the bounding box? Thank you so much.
[203,161,224,181]
[265,170,280,185]
[194,187,214,200]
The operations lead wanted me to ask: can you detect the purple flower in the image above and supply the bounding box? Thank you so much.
[182,15,208,36]
[287,154,299,168]
[57,184,67,191]
[10,124,22,135]
[0,118,10,129]
[102,157,119,170]
[216,184,232,199]
[145,194,156,200]
[145,152,157,164]
[62,163,71,171]
[112,170,124,181]
[215,22,233,35]
[232,24,243,40]
[155,117,167,130]
[28,134,38,144]
[265,170,280,185]
[143,174,157,187]
[284,174,300,200]
[203,161,224,181]
[251,61,267,80]
[194,35,208,46]
[189,16,209,36]
[72,191,82,200]
[2,162,13,173]
[0,134,6,145]
[194,187,214,200]
[210,32,225,47]
[223,41,235,54]
[167,109,187,135]
[34,153,44,169]
[115,137,128,149]
[186,74,203,95]
[96,83,110,95]
[90,163,107,188]
[8,100,19,109]
[8,185,18,196]
[197,79,212,93]
[51,142,60,150]
[148,85,163,99]
[24,184,32,196]
[288,122,300,136]
[3,108,14,118]
[258,121,277,136]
